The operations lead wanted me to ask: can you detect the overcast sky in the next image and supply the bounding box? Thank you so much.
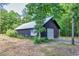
[4,3,27,15]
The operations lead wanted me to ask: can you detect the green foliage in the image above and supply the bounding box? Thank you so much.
[22,15,32,23]
[33,36,52,44]
[33,36,41,44]
[26,3,65,39]
[0,9,21,33]
[73,4,79,36]
[25,3,79,36]
[1,3,79,38]
[6,29,17,37]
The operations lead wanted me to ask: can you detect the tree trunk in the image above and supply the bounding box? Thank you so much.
[72,10,75,45]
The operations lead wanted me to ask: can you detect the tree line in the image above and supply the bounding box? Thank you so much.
[0,3,79,37]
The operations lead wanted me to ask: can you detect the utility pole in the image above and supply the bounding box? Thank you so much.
[72,4,75,45]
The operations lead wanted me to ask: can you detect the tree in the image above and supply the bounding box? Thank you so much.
[72,9,75,45]
[0,9,21,33]
[59,4,72,36]
[0,9,8,33]
[22,15,33,23]
[73,4,79,36]
[26,3,65,39]
[71,3,79,45]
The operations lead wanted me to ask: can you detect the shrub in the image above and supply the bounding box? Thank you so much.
[33,36,51,44]
[16,34,25,39]
[41,37,48,42]
[33,37,41,44]
[6,29,17,37]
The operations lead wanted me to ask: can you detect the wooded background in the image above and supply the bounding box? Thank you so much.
[0,3,79,37]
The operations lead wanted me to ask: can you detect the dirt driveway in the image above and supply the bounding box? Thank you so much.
[55,37,79,44]
[0,34,44,56]
[1,34,79,56]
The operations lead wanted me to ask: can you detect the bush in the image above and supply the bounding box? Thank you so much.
[41,37,48,42]
[16,34,25,39]
[6,29,17,37]
[33,37,41,44]
[33,37,51,44]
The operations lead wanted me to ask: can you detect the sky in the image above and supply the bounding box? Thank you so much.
[4,3,27,15]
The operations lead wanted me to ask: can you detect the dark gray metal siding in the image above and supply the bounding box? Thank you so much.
[16,19,59,38]
[41,19,59,38]
[16,29,31,36]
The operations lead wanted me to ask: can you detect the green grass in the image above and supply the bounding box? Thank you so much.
[60,36,79,40]
[15,35,55,44]
[40,47,65,56]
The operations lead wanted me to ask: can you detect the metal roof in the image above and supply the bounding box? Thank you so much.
[16,16,53,30]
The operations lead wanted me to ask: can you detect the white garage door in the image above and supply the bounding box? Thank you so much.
[47,28,54,39]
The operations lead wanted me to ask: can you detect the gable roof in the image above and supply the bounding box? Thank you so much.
[16,16,60,30]
[16,21,36,30]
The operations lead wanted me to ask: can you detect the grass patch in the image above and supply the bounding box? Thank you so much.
[5,32,55,44]
[40,47,66,56]
[33,37,55,44]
